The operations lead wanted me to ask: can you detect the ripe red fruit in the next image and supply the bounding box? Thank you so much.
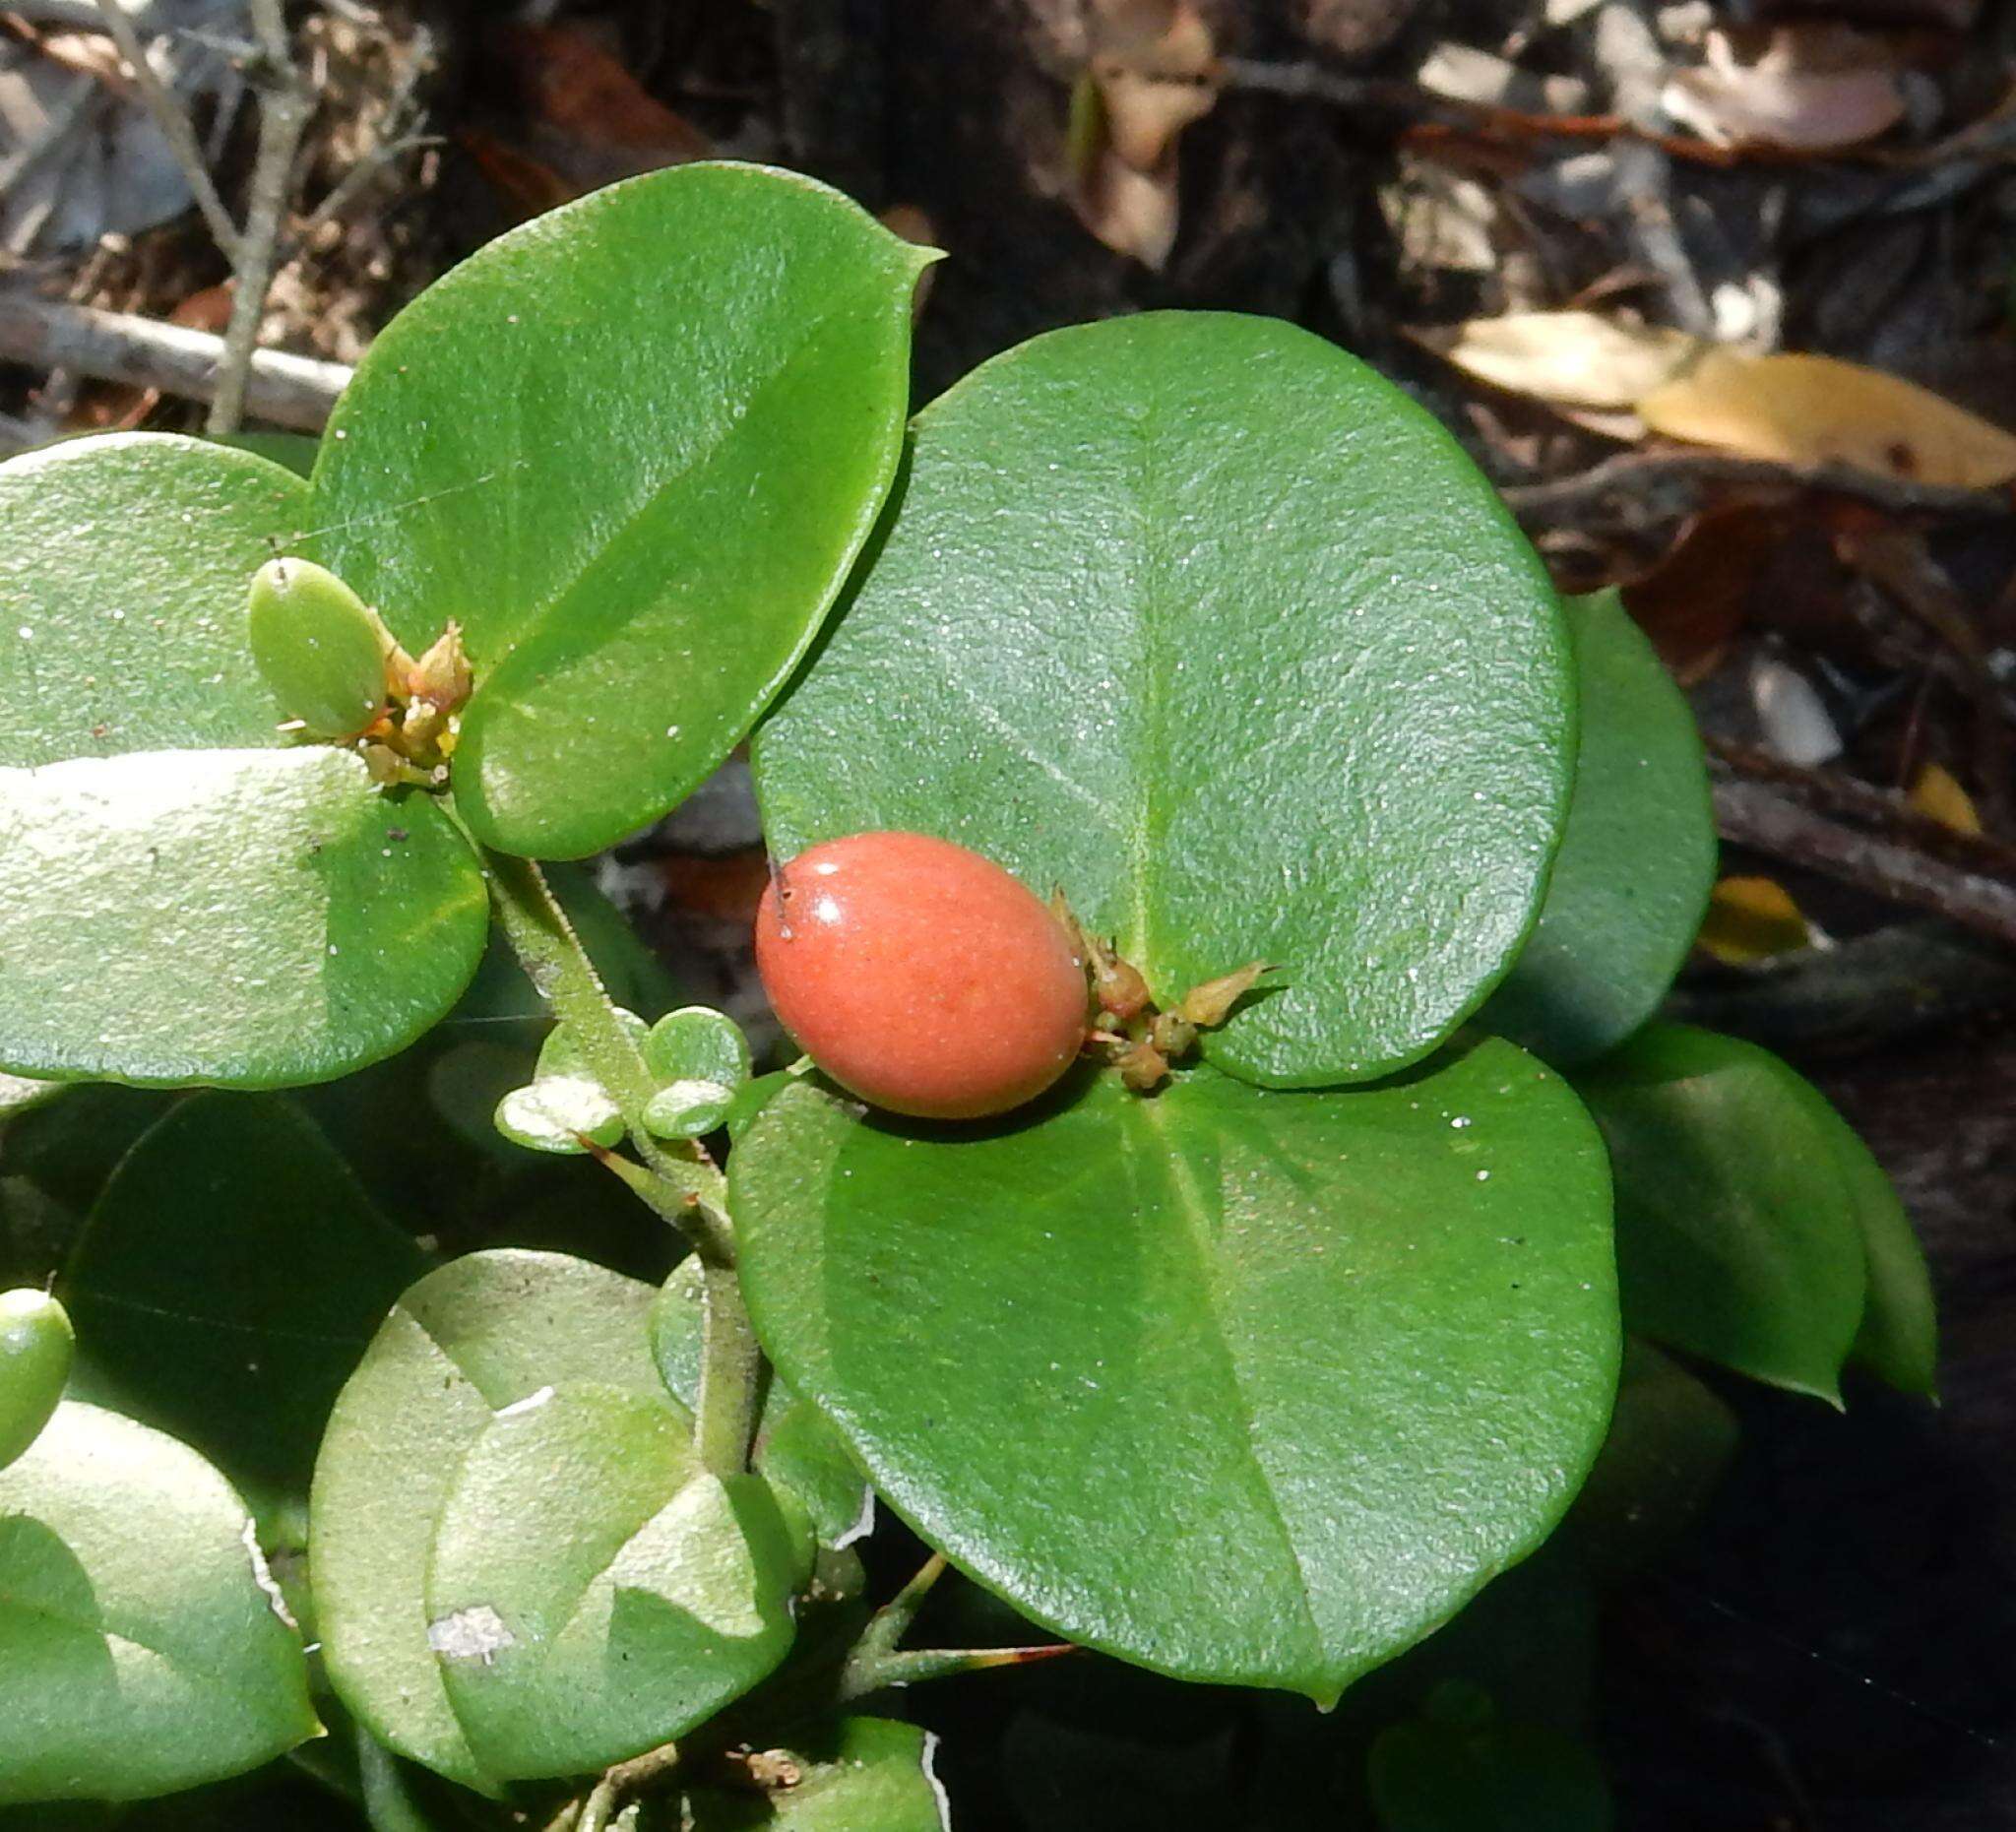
[755,831,1089,1120]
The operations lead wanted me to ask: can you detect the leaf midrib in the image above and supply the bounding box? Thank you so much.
[1130,1093,1325,1666]
[472,265,897,685]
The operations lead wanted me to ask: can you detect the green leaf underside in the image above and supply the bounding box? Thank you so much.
[311,1250,793,1790]
[306,161,934,859]
[1830,1111,1938,1397]
[1575,1025,1915,1402]
[652,1260,871,1548]
[684,1718,946,1830]
[0,1402,318,1803]
[63,1094,428,1506]
[1484,590,1716,1067]
[733,1042,1618,1701]
[0,434,487,1088]
[754,311,1574,1086]
[0,747,486,1086]
[0,435,303,766]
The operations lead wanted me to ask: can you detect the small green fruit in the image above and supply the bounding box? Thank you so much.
[247,555,394,738]
[0,1287,74,1470]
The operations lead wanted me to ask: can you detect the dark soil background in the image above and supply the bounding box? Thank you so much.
[4,1,2016,1827]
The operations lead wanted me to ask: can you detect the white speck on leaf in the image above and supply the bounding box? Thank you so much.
[428,1605,516,1664]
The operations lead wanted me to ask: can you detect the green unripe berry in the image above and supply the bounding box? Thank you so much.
[247,556,395,739]
[0,1287,73,1471]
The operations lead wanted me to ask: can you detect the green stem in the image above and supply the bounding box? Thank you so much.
[480,848,733,1261]
[481,844,759,1475]
[696,1255,764,1479]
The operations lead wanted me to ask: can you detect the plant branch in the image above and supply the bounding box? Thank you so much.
[0,291,351,429]
[91,0,241,259]
[696,1255,763,1479]
[1502,450,2013,525]
[207,0,310,433]
[1710,760,2016,949]
[479,849,733,1244]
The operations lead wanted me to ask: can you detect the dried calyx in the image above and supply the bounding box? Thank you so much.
[1050,892,1271,1092]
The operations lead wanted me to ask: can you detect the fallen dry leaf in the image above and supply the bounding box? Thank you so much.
[1695,875,1817,965]
[471,22,712,218]
[1662,26,1907,154]
[1910,762,1983,836]
[1065,0,1218,270]
[1619,501,1782,682]
[1412,311,1704,411]
[1637,349,2016,489]
[497,24,711,166]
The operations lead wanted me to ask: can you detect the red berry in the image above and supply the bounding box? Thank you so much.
[754,832,1089,1120]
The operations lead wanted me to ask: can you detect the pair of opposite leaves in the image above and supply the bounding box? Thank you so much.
[0,158,1584,1103]
[0,159,1649,1729]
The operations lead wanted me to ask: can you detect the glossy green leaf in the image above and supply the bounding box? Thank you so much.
[62,1094,426,1508]
[643,1006,750,1137]
[652,1259,871,1548]
[307,161,936,859]
[0,434,488,1088]
[0,1401,319,1802]
[755,312,1574,1087]
[0,1287,72,1470]
[645,1007,751,1089]
[1574,1024,1891,1403]
[428,1385,797,1780]
[1828,1114,1938,1398]
[734,1041,1618,1700]
[683,1718,946,1830]
[1483,590,1716,1066]
[311,1250,779,1791]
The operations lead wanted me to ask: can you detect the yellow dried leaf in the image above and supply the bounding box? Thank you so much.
[1638,349,2016,489]
[1909,762,1982,836]
[1695,875,1814,965]
[1412,312,1705,411]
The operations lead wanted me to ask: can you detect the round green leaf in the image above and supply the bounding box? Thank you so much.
[0,434,302,764]
[307,162,936,860]
[0,434,488,1088]
[492,1076,624,1155]
[0,1401,319,1803]
[644,1079,736,1140]
[651,1259,871,1549]
[427,1385,797,1781]
[0,746,488,1087]
[311,1250,708,1792]
[1574,1024,1878,1403]
[1833,1116,1938,1398]
[645,1006,752,1090]
[754,312,1575,1087]
[1483,589,1716,1066]
[733,1041,1617,1701]
[683,1718,947,1830]
[62,1093,427,1508]
[0,1287,71,1470]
